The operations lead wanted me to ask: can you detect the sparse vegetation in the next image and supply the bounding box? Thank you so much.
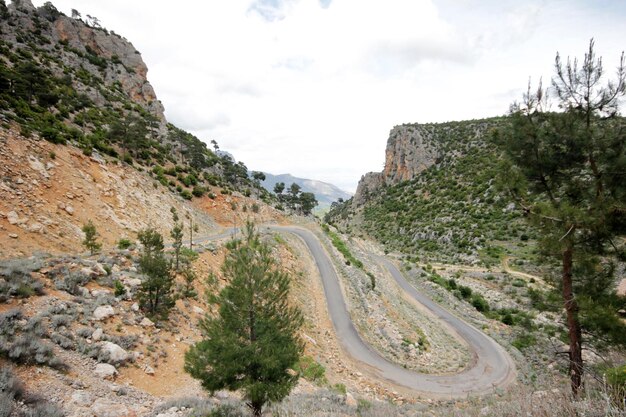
[81,220,101,254]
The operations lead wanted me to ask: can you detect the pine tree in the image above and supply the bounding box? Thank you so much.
[81,220,101,255]
[497,39,626,395]
[184,222,303,417]
[170,207,183,271]
[136,227,175,319]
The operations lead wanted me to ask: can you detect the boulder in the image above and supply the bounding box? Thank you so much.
[94,363,117,379]
[93,305,115,321]
[99,341,129,364]
[140,317,154,327]
[92,328,104,341]
[7,211,18,225]
[71,390,94,406]
[92,263,108,276]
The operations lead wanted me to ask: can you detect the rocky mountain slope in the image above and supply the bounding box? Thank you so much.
[0,0,268,204]
[0,0,281,257]
[261,173,352,213]
[328,118,529,264]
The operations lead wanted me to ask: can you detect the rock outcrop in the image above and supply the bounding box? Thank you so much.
[353,124,440,206]
[3,0,166,131]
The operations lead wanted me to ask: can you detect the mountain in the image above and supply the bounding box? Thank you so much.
[0,0,281,258]
[326,117,531,264]
[0,0,269,203]
[260,172,352,213]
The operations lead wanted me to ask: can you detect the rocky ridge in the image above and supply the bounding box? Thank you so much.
[353,124,440,207]
[5,0,165,127]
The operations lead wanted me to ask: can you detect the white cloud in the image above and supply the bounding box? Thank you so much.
[28,0,626,192]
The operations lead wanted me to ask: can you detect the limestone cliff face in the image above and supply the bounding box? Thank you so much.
[4,0,165,127]
[352,172,384,206]
[353,124,440,206]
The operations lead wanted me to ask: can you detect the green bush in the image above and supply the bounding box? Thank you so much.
[114,280,126,297]
[192,186,205,197]
[117,238,133,249]
[294,356,327,385]
[459,285,472,299]
[471,294,490,312]
[512,333,536,350]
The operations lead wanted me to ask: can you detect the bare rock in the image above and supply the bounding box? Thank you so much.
[192,306,205,314]
[71,389,94,406]
[124,278,142,288]
[27,222,43,233]
[8,233,18,239]
[93,305,115,321]
[92,328,104,341]
[7,211,19,225]
[352,172,385,207]
[144,365,155,375]
[131,303,140,312]
[345,392,357,407]
[92,262,108,276]
[65,205,75,215]
[140,317,154,327]
[91,398,129,417]
[94,363,117,379]
[99,341,129,364]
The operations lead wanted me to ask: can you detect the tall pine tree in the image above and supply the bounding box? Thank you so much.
[184,222,303,417]
[137,227,175,319]
[497,40,626,395]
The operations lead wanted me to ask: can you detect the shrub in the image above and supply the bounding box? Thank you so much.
[511,278,526,287]
[117,238,133,249]
[0,259,45,301]
[51,332,74,350]
[180,189,193,200]
[4,334,66,370]
[50,314,72,329]
[0,391,13,417]
[113,280,126,297]
[501,313,514,325]
[22,403,65,417]
[0,366,25,401]
[471,294,490,312]
[459,285,472,299]
[605,365,626,407]
[512,333,536,350]
[54,272,90,296]
[192,186,205,197]
[294,356,327,385]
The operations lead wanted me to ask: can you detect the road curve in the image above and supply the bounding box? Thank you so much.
[271,225,516,399]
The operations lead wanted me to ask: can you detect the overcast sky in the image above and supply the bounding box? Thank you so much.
[30,0,626,192]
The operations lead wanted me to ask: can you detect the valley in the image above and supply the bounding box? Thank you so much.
[0,1,624,417]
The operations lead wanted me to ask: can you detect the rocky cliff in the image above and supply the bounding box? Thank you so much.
[3,0,165,128]
[0,0,279,257]
[353,124,440,206]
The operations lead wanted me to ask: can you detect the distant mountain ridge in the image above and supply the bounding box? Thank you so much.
[260,173,352,212]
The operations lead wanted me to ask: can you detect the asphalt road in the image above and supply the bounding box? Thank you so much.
[271,225,516,399]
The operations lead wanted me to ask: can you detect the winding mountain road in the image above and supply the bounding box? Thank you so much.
[271,226,516,399]
[198,225,516,398]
